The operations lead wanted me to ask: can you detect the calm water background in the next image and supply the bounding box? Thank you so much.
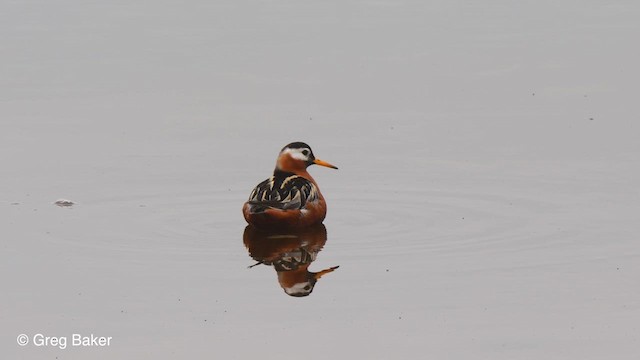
[2,1,639,359]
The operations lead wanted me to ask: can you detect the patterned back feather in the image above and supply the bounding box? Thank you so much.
[247,171,319,213]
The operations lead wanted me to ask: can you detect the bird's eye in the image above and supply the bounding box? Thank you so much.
[301,149,310,156]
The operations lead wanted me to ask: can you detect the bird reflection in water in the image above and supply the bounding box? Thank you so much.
[243,224,339,297]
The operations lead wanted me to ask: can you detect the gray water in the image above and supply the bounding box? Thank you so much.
[2,1,639,359]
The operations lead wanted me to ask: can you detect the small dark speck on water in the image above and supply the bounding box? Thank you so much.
[139,204,146,207]
[589,118,594,121]
[54,199,75,207]
[11,202,20,205]
[532,93,535,96]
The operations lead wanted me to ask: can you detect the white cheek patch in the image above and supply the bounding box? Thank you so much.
[284,282,313,295]
[282,148,310,161]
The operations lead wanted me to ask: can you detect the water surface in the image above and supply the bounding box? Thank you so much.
[2,1,639,359]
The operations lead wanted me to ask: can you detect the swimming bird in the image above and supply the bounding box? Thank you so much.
[242,142,338,229]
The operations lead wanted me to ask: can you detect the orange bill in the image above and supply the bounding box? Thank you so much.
[313,158,338,169]
[313,266,340,280]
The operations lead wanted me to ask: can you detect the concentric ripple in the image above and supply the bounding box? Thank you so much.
[326,179,569,259]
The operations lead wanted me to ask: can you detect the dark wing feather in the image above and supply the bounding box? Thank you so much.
[247,173,318,213]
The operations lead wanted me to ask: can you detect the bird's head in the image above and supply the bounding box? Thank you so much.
[275,142,338,173]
